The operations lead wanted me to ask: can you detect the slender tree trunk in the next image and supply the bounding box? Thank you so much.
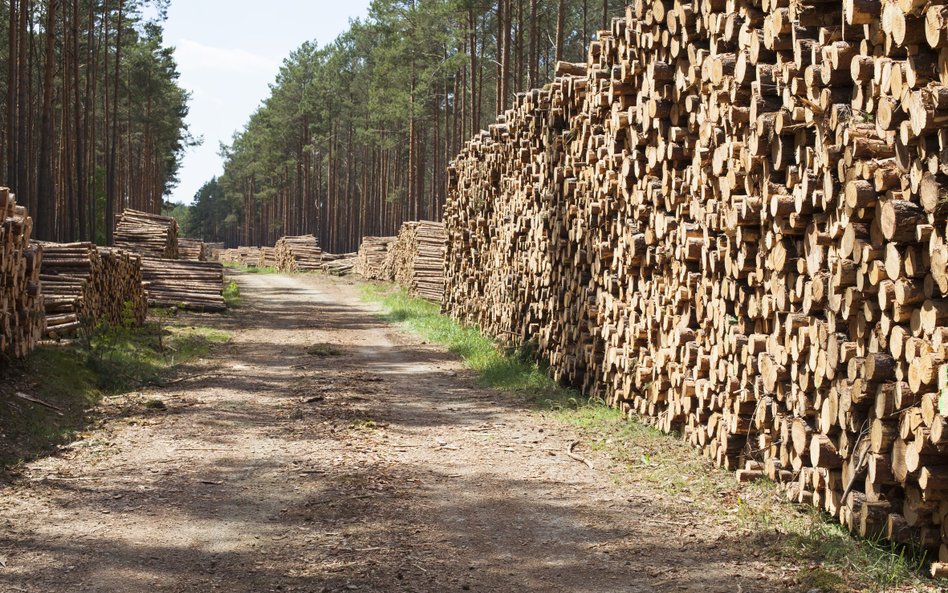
[528,0,538,87]
[583,0,588,50]
[6,0,17,191]
[106,0,123,245]
[495,0,503,115]
[468,7,478,133]
[501,0,511,112]
[555,0,565,62]
[37,0,58,239]
[16,0,30,216]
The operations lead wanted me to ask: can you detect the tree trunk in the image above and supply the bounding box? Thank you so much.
[37,0,57,240]
[556,0,566,62]
[106,0,123,245]
[528,0,538,87]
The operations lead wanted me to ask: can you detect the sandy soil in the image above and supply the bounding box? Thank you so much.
[0,272,795,592]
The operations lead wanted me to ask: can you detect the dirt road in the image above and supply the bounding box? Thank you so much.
[0,273,789,593]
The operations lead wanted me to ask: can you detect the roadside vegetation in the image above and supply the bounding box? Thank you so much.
[361,283,938,593]
[223,280,241,308]
[0,311,232,472]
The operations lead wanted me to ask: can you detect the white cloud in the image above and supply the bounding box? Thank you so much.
[174,39,278,74]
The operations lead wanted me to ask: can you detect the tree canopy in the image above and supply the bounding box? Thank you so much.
[0,0,193,243]
[206,0,623,251]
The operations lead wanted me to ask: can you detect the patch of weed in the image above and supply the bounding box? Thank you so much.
[361,284,575,400]
[307,343,343,357]
[223,280,240,308]
[87,320,230,393]
[350,418,378,430]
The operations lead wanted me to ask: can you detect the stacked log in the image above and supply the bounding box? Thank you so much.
[219,247,263,268]
[275,235,322,272]
[39,243,146,337]
[321,252,357,276]
[97,248,147,326]
[385,221,447,301]
[0,188,43,358]
[142,259,225,312]
[178,238,207,261]
[114,209,179,259]
[355,236,395,280]
[260,246,278,269]
[205,242,225,260]
[445,6,948,566]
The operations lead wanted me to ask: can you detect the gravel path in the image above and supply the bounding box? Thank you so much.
[0,273,788,592]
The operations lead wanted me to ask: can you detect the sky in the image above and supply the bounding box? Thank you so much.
[160,1,373,204]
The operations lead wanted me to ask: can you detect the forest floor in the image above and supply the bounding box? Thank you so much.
[0,272,938,593]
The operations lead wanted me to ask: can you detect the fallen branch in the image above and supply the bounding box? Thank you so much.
[14,392,64,416]
[566,440,594,470]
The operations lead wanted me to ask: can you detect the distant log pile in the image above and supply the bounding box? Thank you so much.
[0,188,43,359]
[114,209,179,259]
[204,243,225,262]
[219,247,262,268]
[355,236,395,280]
[276,235,322,272]
[142,259,225,312]
[321,252,357,276]
[40,242,146,337]
[260,247,278,269]
[178,238,207,261]
[385,221,446,302]
[445,9,948,568]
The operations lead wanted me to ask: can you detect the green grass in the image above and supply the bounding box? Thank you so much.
[223,280,241,308]
[0,318,232,471]
[87,320,231,392]
[361,283,937,593]
[361,284,575,399]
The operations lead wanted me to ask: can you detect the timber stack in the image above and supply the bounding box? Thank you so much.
[321,252,357,276]
[142,258,225,312]
[354,236,395,280]
[205,242,225,260]
[114,209,179,259]
[39,243,146,337]
[0,188,43,359]
[386,221,446,301]
[178,238,208,261]
[445,5,948,571]
[275,235,322,272]
[260,246,278,269]
[219,246,263,268]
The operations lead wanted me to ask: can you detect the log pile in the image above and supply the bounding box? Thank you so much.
[0,188,43,358]
[321,252,357,276]
[142,259,225,312]
[275,235,322,272]
[114,209,179,259]
[260,246,278,269]
[355,236,395,280]
[445,6,948,567]
[385,221,446,301]
[205,242,225,260]
[39,242,146,337]
[178,238,207,261]
[219,247,263,268]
